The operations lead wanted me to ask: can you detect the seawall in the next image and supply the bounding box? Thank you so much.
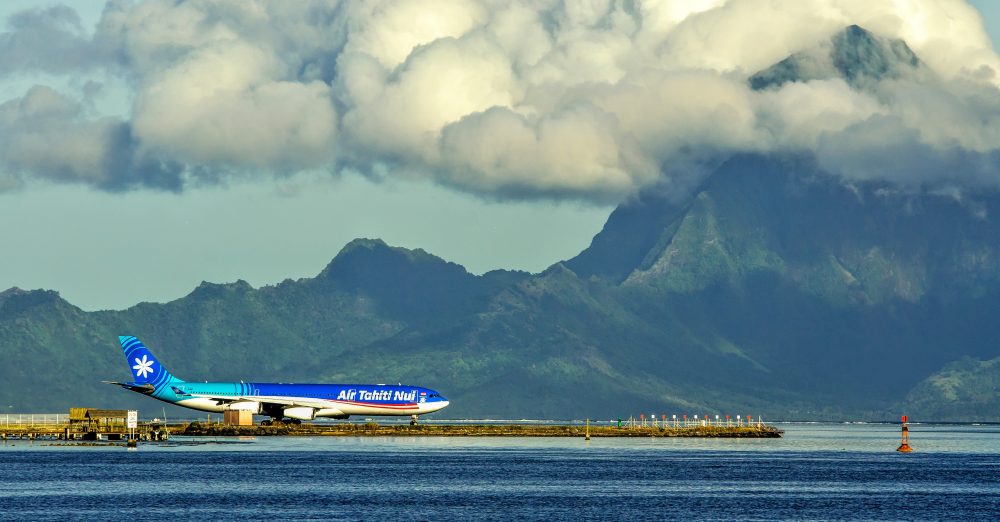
[180,423,783,438]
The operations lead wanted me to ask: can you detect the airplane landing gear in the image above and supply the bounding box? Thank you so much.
[261,418,301,427]
[410,415,419,426]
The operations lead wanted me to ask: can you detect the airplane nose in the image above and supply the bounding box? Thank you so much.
[436,400,450,411]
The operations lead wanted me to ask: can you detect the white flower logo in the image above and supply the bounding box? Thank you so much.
[133,355,154,379]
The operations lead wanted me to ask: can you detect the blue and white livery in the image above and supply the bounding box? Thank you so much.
[108,336,449,424]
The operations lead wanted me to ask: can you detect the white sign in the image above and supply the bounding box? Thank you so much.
[127,410,138,429]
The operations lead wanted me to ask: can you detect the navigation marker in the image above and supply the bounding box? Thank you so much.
[897,415,913,453]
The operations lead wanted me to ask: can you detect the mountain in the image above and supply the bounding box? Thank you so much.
[750,25,923,91]
[904,357,1000,421]
[4,156,998,419]
[2,26,998,421]
[567,154,1000,418]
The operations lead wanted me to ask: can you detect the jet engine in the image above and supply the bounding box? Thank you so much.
[225,401,262,413]
[283,407,316,421]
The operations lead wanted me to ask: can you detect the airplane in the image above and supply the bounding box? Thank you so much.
[107,336,449,425]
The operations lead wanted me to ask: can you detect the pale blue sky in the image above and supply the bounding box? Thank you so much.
[972,0,1000,47]
[0,174,608,310]
[1,1,998,310]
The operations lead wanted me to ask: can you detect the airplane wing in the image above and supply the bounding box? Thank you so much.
[183,391,339,412]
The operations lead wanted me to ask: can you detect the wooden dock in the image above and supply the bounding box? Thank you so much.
[1,410,169,441]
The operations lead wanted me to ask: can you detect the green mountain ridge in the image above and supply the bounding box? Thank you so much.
[904,357,1000,421]
[3,154,999,420]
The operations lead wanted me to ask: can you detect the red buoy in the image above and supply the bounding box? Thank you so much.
[897,415,913,453]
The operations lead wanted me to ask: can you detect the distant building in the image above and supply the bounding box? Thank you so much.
[69,408,128,432]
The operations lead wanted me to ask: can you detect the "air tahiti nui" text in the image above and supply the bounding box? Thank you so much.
[336,389,417,402]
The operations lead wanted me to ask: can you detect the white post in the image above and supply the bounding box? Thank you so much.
[127,410,138,443]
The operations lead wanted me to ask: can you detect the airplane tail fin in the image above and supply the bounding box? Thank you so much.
[118,336,183,387]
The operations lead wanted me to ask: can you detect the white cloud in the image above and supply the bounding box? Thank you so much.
[1,0,999,199]
[132,40,337,170]
[343,33,517,164]
[0,85,181,190]
[343,0,488,70]
[756,79,886,150]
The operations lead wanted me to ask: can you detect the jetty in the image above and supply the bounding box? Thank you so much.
[2,409,782,440]
[0,410,168,442]
[181,422,782,438]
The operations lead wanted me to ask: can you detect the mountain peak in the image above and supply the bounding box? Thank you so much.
[0,287,28,310]
[568,153,1000,300]
[565,187,688,283]
[750,24,921,91]
[319,238,465,281]
[187,279,254,300]
[0,287,70,317]
[338,237,389,253]
[316,238,482,321]
[0,286,26,299]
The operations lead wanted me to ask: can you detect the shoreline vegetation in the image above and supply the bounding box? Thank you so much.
[180,422,783,438]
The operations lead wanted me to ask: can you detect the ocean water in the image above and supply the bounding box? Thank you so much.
[1,423,998,520]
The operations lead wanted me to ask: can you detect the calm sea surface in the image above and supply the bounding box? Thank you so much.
[1,423,998,520]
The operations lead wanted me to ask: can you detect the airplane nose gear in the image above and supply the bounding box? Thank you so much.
[410,415,419,426]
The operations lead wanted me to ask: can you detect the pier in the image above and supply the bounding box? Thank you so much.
[0,410,168,442]
[1,410,782,440]
[181,421,783,438]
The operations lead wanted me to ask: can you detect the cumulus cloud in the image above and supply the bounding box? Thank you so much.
[0,0,999,200]
[0,5,100,74]
[0,86,182,191]
[131,40,337,170]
